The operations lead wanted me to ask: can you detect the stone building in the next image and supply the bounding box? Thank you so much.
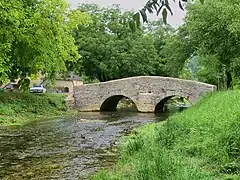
[47,72,83,94]
[2,82,20,92]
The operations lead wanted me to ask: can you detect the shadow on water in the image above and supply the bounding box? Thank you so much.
[0,111,173,180]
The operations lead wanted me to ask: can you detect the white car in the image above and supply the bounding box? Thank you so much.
[30,84,46,93]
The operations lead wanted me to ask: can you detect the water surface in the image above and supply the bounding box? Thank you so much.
[0,112,168,180]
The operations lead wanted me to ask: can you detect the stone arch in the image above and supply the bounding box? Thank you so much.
[100,95,138,112]
[63,87,69,93]
[155,95,191,112]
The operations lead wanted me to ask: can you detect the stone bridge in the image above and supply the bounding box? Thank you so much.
[74,76,216,113]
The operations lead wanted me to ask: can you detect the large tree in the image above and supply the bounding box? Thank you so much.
[161,25,194,77]
[0,0,90,87]
[185,0,240,88]
[73,4,164,82]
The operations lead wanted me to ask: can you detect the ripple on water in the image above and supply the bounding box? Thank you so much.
[0,112,167,179]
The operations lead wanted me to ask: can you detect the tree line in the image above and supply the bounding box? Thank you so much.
[0,0,240,90]
[70,4,189,82]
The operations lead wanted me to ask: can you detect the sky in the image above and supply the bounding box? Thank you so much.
[68,0,186,28]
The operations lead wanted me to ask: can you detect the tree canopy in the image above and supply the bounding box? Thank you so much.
[2,0,238,91]
[185,0,240,88]
[0,0,90,87]
[72,4,178,82]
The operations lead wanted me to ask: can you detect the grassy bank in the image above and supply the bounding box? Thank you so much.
[93,90,240,180]
[0,92,75,126]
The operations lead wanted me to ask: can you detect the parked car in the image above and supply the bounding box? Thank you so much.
[30,84,46,93]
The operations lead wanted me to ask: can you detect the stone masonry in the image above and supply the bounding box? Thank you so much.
[74,76,216,113]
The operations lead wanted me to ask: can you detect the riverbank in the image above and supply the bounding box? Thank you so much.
[93,90,240,180]
[0,92,76,126]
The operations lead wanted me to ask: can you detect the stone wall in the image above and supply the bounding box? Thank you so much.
[65,94,75,108]
[55,80,74,93]
[74,76,216,112]
[49,80,83,94]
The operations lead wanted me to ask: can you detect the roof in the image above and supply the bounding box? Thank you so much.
[71,74,82,81]
[56,72,82,81]
[3,82,19,89]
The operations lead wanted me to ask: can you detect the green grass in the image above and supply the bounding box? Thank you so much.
[92,90,240,180]
[0,92,76,126]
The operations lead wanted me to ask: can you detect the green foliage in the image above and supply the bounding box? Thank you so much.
[161,25,194,77]
[73,4,171,82]
[0,92,69,125]
[0,0,90,85]
[133,0,188,29]
[197,54,224,88]
[185,0,240,88]
[180,68,194,80]
[130,0,206,31]
[81,74,100,84]
[179,58,196,80]
[92,90,240,179]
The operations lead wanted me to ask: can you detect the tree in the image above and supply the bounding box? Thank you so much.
[143,21,176,76]
[185,0,240,88]
[160,25,194,77]
[0,0,90,88]
[196,54,223,88]
[179,57,198,80]
[73,4,163,82]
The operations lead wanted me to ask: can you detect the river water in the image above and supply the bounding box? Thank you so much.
[0,112,169,180]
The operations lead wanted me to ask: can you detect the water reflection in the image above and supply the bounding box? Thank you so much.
[0,112,168,180]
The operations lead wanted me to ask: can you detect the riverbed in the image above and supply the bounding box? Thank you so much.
[0,112,169,180]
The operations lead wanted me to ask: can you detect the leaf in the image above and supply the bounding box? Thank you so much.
[162,8,167,24]
[200,0,204,3]
[146,6,154,14]
[165,4,173,16]
[153,3,158,11]
[152,0,160,6]
[129,20,136,32]
[179,0,184,11]
[157,5,164,16]
[139,9,148,23]
[133,12,140,29]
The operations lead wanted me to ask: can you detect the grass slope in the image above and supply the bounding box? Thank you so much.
[93,90,240,180]
[0,92,74,126]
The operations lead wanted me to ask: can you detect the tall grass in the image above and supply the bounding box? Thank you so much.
[92,90,240,180]
[0,92,70,125]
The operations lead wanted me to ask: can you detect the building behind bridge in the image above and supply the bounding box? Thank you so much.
[46,72,83,94]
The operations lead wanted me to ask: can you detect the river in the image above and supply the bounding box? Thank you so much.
[0,112,169,180]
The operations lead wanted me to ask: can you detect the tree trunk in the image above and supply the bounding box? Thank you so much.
[226,71,232,89]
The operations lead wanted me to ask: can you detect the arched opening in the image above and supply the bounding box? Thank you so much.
[155,95,192,113]
[63,87,69,93]
[100,95,138,112]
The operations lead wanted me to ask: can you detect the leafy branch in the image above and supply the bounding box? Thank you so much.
[130,0,204,30]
